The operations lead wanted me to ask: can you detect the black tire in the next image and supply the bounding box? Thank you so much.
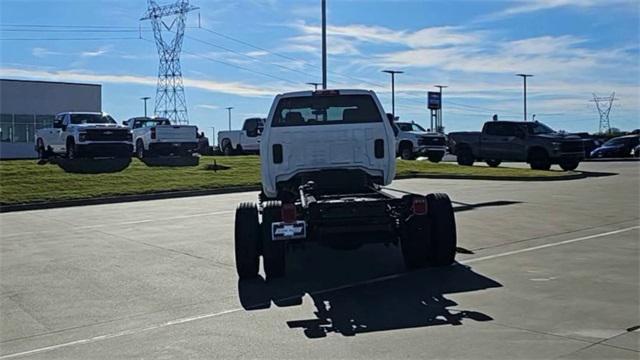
[235,202,260,280]
[428,153,444,163]
[400,144,415,160]
[486,159,501,167]
[136,139,145,159]
[401,212,430,269]
[456,147,474,166]
[236,144,244,155]
[426,193,457,266]
[36,139,45,159]
[66,138,77,159]
[559,159,579,171]
[223,141,233,156]
[529,148,551,170]
[261,201,285,280]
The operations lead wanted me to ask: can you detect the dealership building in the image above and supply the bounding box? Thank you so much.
[0,79,102,159]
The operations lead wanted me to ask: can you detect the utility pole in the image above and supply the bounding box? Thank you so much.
[434,85,447,132]
[306,82,322,91]
[140,96,151,117]
[226,107,233,130]
[516,74,533,121]
[382,70,403,119]
[211,126,215,146]
[321,0,327,89]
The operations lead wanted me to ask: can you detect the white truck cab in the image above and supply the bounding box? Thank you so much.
[35,112,132,159]
[217,117,264,155]
[260,89,396,199]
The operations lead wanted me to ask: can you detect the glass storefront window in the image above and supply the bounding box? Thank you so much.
[36,115,54,130]
[1,114,12,143]
[13,115,35,143]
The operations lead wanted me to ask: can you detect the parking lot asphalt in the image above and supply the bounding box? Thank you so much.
[1,161,638,359]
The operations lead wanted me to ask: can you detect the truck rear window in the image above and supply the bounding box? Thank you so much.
[70,114,116,125]
[271,95,383,127]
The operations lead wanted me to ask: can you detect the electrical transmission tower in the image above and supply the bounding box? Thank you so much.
[141,0,198,124]
[590,92,616,134]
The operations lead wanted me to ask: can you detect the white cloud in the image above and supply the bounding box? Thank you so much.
[480,0,638,21]
[31,47,61,58]
[81,46,112,57]
[196,104,220,110]
[0,67,295,97]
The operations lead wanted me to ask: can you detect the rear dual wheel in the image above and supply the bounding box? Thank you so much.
[235,202,260,280]
[261,201,286,280]
[401,193,457,269]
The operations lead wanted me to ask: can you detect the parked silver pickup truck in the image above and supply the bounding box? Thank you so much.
[449,121,584,171]
[395,121,447,162]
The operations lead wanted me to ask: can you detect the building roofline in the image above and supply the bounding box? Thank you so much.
[0,78,101,87]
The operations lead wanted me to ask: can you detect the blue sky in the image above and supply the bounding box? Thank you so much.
[1,0,639,137]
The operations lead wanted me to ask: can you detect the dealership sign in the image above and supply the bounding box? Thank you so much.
[428,92,441,110]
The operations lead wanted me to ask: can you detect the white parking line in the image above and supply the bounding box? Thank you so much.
[1,225,638,359]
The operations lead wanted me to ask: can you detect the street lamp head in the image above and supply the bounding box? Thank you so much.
[516,73,534,78]
[382,70,404,74]
[226,107,233,110]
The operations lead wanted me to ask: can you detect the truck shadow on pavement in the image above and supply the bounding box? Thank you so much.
[238,250,501,338]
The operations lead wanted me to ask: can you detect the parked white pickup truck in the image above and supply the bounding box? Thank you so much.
[35,112,133,159]
[395,121,447,162]
[124,117,198,158]
[217,117,264,155]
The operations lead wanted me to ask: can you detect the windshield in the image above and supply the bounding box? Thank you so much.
[526,122,555,135]
[272,95,382,127]
[70,114,116,125]
[396,123,426,132]
[134,119,171,128]
[603,137,628,146]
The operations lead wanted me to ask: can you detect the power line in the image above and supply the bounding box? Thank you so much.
[0,29,146,33]
[185,35,311,79]
[0,24,139,29]
[0,37,141,41]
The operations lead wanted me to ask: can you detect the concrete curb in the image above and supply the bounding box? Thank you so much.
[583,157,639,162]
[395,172,585,182]
[0,186,261,213]
[0,172,585,213]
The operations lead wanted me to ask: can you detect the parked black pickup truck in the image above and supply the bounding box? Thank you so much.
[449,121,584,171]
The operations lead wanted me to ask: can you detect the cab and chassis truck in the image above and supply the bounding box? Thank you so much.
[234,89,457,280]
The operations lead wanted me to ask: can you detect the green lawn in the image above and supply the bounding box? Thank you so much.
[0,156,571,205]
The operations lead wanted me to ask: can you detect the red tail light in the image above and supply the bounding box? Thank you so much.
[151,127,156,139]
[281,203,297,223]
[412,197,427,215]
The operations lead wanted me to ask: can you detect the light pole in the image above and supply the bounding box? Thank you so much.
[321,0,327,89]
[434,85,447,132]
[382,70,403,119]
[225,107,233,130]
[516,74,533,121]
[140,96,151,117]
[306,82,322,91]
